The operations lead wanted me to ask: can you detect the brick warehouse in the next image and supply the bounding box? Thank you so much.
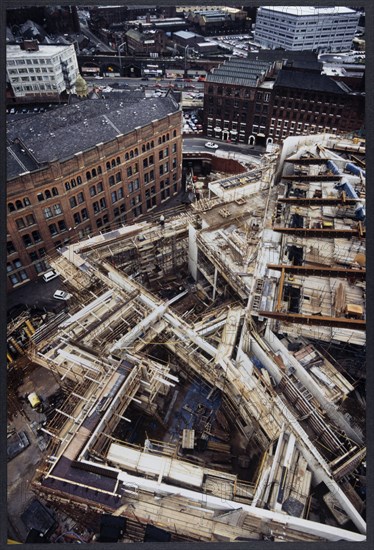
[203,57,364,145]
[7,96,182,291]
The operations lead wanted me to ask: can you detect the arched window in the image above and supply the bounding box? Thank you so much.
[158,137,162,145]
[97,166,102,175]
[65,182,71,191]
[77,176,82,185]
[167,133,169,140]
[92,168,97,178]
[125,153,129,160]
[142,145,146,153]
[36,193,44,203]
[134,148,138,156]
[111,159,116,168]
[151,141,154,148]
[146,143,150,151]
[71,179,77,188]
[162,135,166,143]
[86,171,92,180]
[173,130,176,137]
[116,156,121,164]
[45,189,52,199]
[16,200,23,209]
[8,202,15,213]
[52,187,59,196]
[130,150,134,159]
[106,161,111,170]
[23,197,31,207]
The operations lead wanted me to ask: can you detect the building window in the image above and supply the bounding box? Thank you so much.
[77,192,85,204]
[69,197,77,208]
[109,175,115,186]
[81,208,88,220]
[133,205,142,218]
[22,234,33,247]
[53,203,62,215]
[16,218,26,229]
[32,230,42,243]
[97,182,103,193]
[73,213,81,225]
[116,172,122,183]
[9,274,20,286]
[49,224,58,236]
[7,241,16,254]
[89,185,96,197]
[58,220,67,232]
[100,197,106,209]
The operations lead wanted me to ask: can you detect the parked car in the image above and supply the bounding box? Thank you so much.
[42,269,59,282]
[205,142,219,149]
[53,290,71,301]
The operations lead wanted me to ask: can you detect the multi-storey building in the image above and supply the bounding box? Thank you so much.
[6,41,79,100]
[269,69,364,141]
[203,58,276,143]
[185,6,247,35]
[6,96,182,291]
[125,28,166,55]
[203,57,364,145]
[254,6,360,53]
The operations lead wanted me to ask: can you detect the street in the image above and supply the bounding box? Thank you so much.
[85,75,205,90]
[183,137,265,158]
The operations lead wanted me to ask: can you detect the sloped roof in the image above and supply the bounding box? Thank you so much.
[7,96,180,179]
[275,69,348,94]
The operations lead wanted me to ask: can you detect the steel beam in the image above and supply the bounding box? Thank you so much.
[282,175,342,181]
[272,227,365,238]
[278,197,358,206]
[267,264,366,280]
[258,311,365,330]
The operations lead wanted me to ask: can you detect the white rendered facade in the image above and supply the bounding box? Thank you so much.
[6,44,79,98]
[254,6,360,53]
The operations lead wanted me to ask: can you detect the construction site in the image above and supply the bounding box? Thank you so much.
[7,133,366,543]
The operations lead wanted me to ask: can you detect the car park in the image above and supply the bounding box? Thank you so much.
[53,290,71,301]
[205,142,219,149]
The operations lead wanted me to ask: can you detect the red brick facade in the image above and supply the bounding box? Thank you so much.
[7,111,183,291]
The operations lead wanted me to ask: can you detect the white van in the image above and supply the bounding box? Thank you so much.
[42,269,59,282]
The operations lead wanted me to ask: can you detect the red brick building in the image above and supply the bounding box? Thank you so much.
[7,96,182,291]
[203,57,364,146]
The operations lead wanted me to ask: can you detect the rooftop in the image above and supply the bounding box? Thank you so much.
[207,58,273,87]
[7,43,73,59]
[274,69,350,94]
[7,96,180,180]
[260,6,357,17]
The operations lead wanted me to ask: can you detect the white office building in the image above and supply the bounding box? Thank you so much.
[6,42,79,99]
[254,6,360,53]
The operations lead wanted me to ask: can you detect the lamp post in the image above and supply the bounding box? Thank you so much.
[118,41,127,76]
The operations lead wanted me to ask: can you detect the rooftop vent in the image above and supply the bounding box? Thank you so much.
[21,40,39,52]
